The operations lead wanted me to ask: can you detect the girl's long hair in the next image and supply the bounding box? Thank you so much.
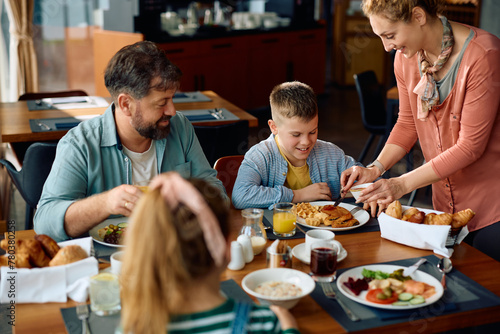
[120,179,230,334]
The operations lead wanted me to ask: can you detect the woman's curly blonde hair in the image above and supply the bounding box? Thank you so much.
[361,0,444,23]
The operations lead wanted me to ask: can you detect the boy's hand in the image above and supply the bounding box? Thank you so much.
[292,182,332,203]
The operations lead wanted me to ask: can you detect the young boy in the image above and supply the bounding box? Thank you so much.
[232,81,361,209]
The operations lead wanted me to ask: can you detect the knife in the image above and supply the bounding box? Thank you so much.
[403,258,427,277]
[333,189,346,207]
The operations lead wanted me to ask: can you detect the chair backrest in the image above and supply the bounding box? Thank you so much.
[194,120,249,167]
[353,71,388,132]
[18,90,88,101]
[0,142,58,229]
[213,155,244,197]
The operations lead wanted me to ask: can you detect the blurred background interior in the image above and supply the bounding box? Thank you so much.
[1,0,498,230]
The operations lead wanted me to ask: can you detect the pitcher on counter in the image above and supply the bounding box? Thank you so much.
[341,0,500,261]
[34,41,226,241]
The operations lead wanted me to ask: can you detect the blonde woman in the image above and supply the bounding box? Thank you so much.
[119,172,299,333]
[340,0,500,261]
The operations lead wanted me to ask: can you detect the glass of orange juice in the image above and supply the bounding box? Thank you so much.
[273,202,296,237]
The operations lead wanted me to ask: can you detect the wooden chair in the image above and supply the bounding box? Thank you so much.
[213,155,244,198]
[18,89,88,101]
[0,142,58,230]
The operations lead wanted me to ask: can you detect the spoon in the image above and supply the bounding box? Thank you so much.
[294,222,308,234]
[437,257,453,288]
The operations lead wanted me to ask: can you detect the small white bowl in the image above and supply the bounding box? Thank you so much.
[242,268,315,309]
[110,251,124,275]
[349,183,373,201]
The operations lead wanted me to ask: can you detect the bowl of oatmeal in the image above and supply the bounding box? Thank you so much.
[242,268,315,309]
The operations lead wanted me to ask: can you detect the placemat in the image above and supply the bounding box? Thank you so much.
[60,279,252,334]
[173,91,212,103]
[29,114,100,132]
[177,108,239,123]
[27,96,109,111]
[310,255,500,332]
[262,204,379,240]
[263,209,305,240]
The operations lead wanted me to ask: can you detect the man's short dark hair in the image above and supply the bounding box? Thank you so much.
[104,41,182,101]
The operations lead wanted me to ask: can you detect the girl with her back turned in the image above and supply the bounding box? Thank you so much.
[119,172,299,333]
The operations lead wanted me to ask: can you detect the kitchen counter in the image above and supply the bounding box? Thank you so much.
[142,21,325,43]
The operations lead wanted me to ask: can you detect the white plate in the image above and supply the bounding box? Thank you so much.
[337,264,444,310]
[292,243,348,265]
[89,217,128,248]
[296,201,370,231]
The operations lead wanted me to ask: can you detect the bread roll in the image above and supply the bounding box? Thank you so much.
[386,200,403,219]
[402,208,425,224]
[34,234,60,258]
[452,209,475,229]
[49,245,88,266]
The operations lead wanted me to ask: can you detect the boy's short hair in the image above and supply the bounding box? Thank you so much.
[270,81,318,124]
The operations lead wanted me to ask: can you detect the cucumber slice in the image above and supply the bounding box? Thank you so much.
[409,296,425,305]
[398,292,414,301]
[117,222,128,228]
[392,301,410,306]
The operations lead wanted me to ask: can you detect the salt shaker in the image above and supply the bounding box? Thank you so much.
[237,234,254,263]
[227,241,245,271]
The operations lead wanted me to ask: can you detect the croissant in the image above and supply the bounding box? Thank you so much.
[402,208,420,221]
[0,253,31,268]
[429,213,453,226]
[19,240,51,267]
[386,200,403,219]
[452,209,475,229]
[424,213,436,225]
[34,234,60,258]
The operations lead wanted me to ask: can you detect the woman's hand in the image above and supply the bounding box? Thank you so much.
[357,178,407,206]
[341,165,380,191]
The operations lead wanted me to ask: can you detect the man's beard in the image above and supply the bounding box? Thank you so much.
[132,107,171,140]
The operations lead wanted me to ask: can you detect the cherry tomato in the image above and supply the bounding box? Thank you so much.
[366,288,399,304]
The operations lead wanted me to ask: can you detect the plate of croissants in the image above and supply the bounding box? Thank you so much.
[0,233,89,269]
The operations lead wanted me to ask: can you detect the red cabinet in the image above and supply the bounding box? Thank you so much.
[158,27,326,110]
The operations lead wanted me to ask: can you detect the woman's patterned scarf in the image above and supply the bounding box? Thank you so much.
[413,16,454,120]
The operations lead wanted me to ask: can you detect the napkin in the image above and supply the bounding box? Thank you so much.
[379,207,469,258]
[0,237,98,303]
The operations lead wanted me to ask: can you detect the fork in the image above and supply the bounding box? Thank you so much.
[76,304,92,334]
[320,282,360,321]
[350,206,364,215]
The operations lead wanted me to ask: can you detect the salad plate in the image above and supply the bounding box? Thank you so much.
[89,217,128,248]
[296,201,370,231]
[337,264,444,310]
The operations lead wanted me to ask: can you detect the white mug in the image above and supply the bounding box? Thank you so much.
[110,251,124,275]
[305,229,344,259]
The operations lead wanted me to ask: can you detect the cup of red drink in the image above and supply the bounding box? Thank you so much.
[310,241,341,282]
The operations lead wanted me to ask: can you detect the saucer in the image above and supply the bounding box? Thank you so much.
[292,243,347,265]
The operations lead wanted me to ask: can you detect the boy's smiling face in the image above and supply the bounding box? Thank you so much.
[268,115,319,167]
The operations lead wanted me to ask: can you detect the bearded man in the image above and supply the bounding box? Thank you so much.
[35,41,226,241]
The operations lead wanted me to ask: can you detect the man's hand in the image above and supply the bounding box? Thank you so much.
[104,184,143,216]
[292,182,332,203]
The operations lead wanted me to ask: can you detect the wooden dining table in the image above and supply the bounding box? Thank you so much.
[10,208,500,334]
[0,90,258,144]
